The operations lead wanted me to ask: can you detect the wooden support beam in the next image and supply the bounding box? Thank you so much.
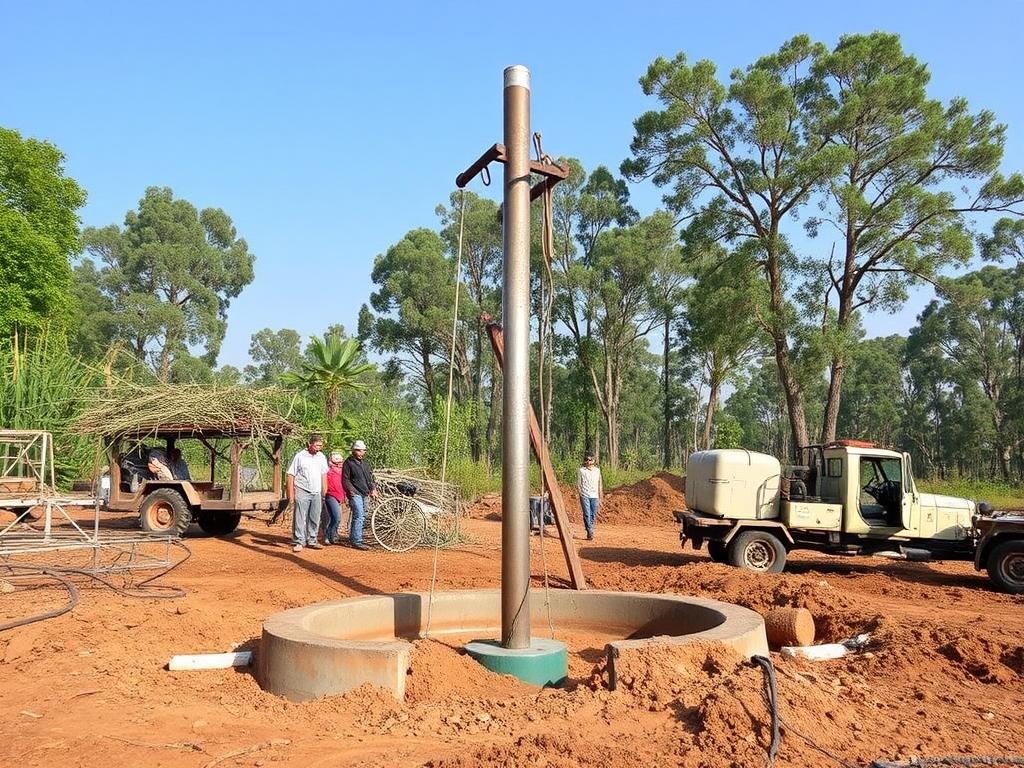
[485,320,587,590]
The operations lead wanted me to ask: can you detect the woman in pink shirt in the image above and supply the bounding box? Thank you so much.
[323,451,347,544]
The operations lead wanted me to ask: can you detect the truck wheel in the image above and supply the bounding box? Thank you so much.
[707,540,728,563]
[986,539,1024,594]
[728,530,787,574]
[139,488,191,537]
[197,510,242,536]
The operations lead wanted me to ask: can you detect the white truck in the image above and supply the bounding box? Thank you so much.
[676,441,1024,593]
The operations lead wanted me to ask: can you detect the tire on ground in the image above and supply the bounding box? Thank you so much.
[707,540,728,563]
[986,539,1024,595]
[197,510,242,536]
[727,529,787,574]
[139,488,192,537]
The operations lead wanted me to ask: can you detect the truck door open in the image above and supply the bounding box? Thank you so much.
[858,456,904,528]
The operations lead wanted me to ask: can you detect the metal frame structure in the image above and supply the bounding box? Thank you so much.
[0,430,174,573]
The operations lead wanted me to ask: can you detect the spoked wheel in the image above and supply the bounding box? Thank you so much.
[422,503,460,547]
[371,496,428,552]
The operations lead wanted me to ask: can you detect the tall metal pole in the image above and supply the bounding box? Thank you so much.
[501,64,531,649]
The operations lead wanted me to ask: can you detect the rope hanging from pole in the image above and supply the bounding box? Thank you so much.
[424,188,468,638]
[534,132,557,638]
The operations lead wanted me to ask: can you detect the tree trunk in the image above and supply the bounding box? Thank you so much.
[766,241,809,455]
[703,370,720,450]
[822,358,845,444]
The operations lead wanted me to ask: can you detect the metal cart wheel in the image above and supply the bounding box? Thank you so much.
[370,496,428,552]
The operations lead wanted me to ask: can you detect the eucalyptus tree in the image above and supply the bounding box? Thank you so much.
[806,32,1024,442]
[363,228,459,405]
[78,187,254,380]
[624,36,848,453]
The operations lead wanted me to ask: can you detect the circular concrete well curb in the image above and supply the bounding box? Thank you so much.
[257,589,768,701]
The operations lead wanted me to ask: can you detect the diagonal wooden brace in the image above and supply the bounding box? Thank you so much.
[484,318,588,590]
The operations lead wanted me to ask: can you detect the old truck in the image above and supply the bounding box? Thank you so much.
[676,441,1024,593]
[105,428,290,537]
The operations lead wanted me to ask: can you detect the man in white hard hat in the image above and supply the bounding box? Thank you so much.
[342,439,377,550]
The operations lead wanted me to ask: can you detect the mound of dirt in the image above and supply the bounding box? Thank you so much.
[404,638,534,704]
[598,471,685,526]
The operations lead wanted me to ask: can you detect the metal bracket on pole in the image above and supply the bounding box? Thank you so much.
[484,317,588,591]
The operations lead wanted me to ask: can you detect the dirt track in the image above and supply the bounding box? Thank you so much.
[1,483,1023,768]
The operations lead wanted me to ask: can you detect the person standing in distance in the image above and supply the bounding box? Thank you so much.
[577,453,603,540]
[286,434,328,553]
[342,439,377,550]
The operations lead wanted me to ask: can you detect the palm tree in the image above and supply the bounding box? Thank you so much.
[282,336,373,423]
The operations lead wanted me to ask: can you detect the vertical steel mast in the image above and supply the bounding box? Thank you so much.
[500,64,532,649]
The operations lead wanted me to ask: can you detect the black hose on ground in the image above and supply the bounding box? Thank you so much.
[0,541,191,632]
[751,654,781,764]
[0,567,79,632]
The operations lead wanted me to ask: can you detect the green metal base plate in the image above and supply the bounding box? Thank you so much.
[463,637,567,687]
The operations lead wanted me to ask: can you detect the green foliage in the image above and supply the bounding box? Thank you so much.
[281,335,374,424]
[0,128,86,337]
[712,413,743,449]
[76,187,254,380]
[364,228,457,404]
[245,328,303,384]
[345,390,420,470]
[917,478,1024,509]
[0,330,98,485]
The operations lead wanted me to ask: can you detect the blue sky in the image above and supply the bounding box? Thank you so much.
[5,0,1023,368]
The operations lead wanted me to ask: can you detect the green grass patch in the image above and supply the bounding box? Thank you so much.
[917,478,1024,509]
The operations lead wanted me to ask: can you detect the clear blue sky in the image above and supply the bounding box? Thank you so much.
[5,0,1023,368]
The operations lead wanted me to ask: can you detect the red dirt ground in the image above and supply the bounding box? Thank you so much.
[1,477,1022,767]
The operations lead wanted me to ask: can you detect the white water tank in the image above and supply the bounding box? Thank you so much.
[686,449,781,519]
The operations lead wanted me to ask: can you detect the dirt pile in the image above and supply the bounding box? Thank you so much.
[405,639,533,704]
[597,471,686,526]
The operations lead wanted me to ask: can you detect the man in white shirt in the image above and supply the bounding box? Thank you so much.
[577,453,603,540]
[286,434,328,553]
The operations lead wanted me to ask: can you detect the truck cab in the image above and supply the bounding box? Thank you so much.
[676,442,1023,593]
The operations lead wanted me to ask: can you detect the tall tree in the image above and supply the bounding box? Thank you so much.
[685,249,762,448]
[0,127,86,336]
[437,191,502,463]
[807,32,1024,442]
[553,162,637,457]
[363,228,458,405]
[646,211,687,467]
[78,187,254,379]
[624,35,848,453]
[245,327,303,384]
[583,213,669,466]
[914,266,1024,479]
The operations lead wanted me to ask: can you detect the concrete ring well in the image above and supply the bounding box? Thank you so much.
[257,589,768,701]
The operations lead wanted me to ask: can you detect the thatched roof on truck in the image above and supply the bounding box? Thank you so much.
[75,385,297,440]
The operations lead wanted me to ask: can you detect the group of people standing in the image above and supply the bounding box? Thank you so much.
[286,432,605,553]
[286,434,377,553]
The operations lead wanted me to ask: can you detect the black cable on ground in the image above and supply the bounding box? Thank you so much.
[750,655,781,765]
[0,540,192,631]
[751,653,861,768]
[0,567,79,632]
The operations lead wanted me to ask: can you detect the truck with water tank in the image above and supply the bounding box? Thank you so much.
[676,441,1024,593]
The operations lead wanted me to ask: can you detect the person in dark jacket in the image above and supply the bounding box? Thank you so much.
[342,439,377,550]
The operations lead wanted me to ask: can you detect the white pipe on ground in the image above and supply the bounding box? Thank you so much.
[167,651,252,671]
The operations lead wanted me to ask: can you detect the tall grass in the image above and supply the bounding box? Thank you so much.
[0,329,98,487]
[917,478,1024,509]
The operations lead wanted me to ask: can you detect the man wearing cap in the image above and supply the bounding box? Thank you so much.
[342,439,377,550]
[286,434,329,553]
[323,451,347,545]
[577,453,603,540]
